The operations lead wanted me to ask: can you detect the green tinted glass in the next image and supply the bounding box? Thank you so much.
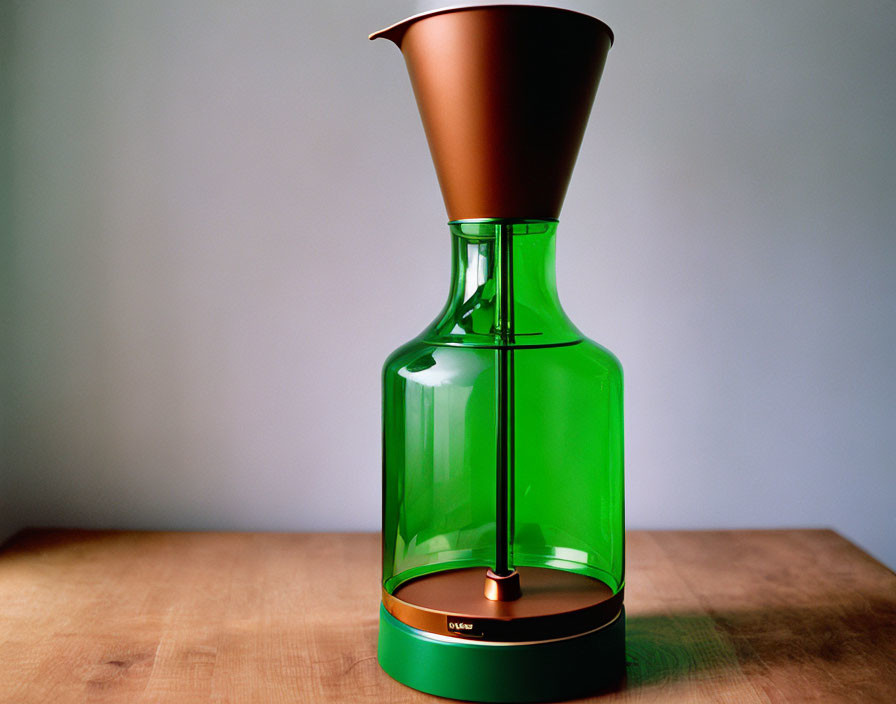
[382,220,624,595]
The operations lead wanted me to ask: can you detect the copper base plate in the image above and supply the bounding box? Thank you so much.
[384,566,623,643]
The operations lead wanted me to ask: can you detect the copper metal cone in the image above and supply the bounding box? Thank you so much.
[371,5,613,221]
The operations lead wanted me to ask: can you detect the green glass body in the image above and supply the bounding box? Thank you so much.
[382,220,624,598]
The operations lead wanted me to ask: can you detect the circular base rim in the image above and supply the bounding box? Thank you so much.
[384,565,623,643]
[378,603,625,703]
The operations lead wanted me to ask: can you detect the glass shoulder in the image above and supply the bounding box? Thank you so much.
[384,336,622,385]
[575,337,624,380]
[383,337,434,377]
[383,338,498,393]
[508,336,623,398]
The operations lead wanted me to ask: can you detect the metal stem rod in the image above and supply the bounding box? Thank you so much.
[495,223,515,577]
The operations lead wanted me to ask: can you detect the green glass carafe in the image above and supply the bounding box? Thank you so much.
[372,6,622,702]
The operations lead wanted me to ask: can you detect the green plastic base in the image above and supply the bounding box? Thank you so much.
[378,604,625,703]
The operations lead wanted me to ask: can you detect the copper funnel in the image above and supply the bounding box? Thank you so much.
[371,5,613,221]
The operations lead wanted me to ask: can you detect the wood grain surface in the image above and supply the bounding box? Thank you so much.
[0,529,893,703]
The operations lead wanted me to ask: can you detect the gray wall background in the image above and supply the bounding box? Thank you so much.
[3,1,894,567]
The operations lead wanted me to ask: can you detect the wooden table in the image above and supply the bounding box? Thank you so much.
[0,530,893,703]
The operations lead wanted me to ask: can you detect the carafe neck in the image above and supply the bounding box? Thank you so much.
[423,220,581,347]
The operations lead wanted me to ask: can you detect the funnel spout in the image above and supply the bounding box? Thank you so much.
[371,5,613,220]
[368,19,407,44]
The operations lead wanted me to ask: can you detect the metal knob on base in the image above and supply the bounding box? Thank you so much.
[484,569,522,602]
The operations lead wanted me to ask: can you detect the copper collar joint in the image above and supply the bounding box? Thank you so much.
[484,568,522,601]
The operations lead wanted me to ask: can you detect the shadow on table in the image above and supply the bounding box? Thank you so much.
[621,600,895,691]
